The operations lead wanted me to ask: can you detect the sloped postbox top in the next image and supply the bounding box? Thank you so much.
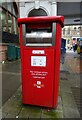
[17,16,64,28]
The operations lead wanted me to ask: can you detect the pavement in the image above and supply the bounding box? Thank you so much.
[0,50,81,119]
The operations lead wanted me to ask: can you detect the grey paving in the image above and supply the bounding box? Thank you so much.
[68,73,80,88]
[1,60,21,105]
[2,67,80,119]
[60,73,80,118]
[1,52,81,119]
[0,72,2,108]
[2,60,21,73]
[2,86,63,119]
[0,109,2,120]
[60,80,72,93]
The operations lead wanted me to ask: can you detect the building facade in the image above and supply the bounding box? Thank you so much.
[19,0,57,18]
[1,0,19,43]
[62,25,82,49]
[0,0,19,62]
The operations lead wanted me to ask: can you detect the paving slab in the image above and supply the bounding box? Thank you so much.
[28,107,42,118]
[60,72,68,80]
[0,109,2,120]
[60,63,69,72]
[1,52,81,119]
[41,95,63,118]
[63,107,80,118]
[2,72,21,105]
[61,92,80,118]
[2,97,22,116]
[2,112,7,118]
[18,104,42,118]
[41,107,63,118]
[0,73,2,108]
[2,59,21,73]
[60,80,72,93]
[18,108,31,118]
[68,73,80,88]
[2,86,63,119]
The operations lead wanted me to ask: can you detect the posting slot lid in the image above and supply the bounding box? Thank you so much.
[26,43,52,47]
[26,32,52,38]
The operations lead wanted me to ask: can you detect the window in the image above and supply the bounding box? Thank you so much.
[13,17,17,34]
[1,2,18,34]
[7,2,12,13]
[68,28,70,35]
[63,28,65,35]
[28,8,47,17]
[2,2,6,8]
[8,13,12,33]
[67,39,70,44]
[1,9,6,31]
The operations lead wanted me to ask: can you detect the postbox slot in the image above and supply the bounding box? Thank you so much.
[22,23,56,47]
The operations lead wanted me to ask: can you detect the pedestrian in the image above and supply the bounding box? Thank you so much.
[73,44,75,52]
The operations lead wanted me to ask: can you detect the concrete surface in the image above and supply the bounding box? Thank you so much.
[1,60,21,105]
[1,50,81,119]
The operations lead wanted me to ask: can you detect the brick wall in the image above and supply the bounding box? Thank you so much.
[0,45,8,62]
[0,32,19,62]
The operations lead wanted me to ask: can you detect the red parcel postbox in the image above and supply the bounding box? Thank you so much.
[18,16,64,108]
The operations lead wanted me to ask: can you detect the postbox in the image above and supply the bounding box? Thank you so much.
[18,16,64,108]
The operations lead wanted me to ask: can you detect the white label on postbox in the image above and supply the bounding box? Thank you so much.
[31,56,46,67]
[32,50,45,54]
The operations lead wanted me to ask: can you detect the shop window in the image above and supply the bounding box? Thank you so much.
[13,2,19,16]
[74,27,76,30]
[2,2,6,8]
[68,28,70,35]
[8,13,12,33]
[13,17,17,34]
[7,2,12,13]
[63,28,65,35]
[1,9,6,32]
[1,2,18,35]
[67,39,70,44]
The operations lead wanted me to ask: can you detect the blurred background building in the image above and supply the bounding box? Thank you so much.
[62,25,82,50]
[0,0,19,62]
[1,0,19,43]
[19,0,57,17]
[0,0,82,62]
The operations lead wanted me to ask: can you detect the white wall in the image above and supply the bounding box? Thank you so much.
[19,0,57,18]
